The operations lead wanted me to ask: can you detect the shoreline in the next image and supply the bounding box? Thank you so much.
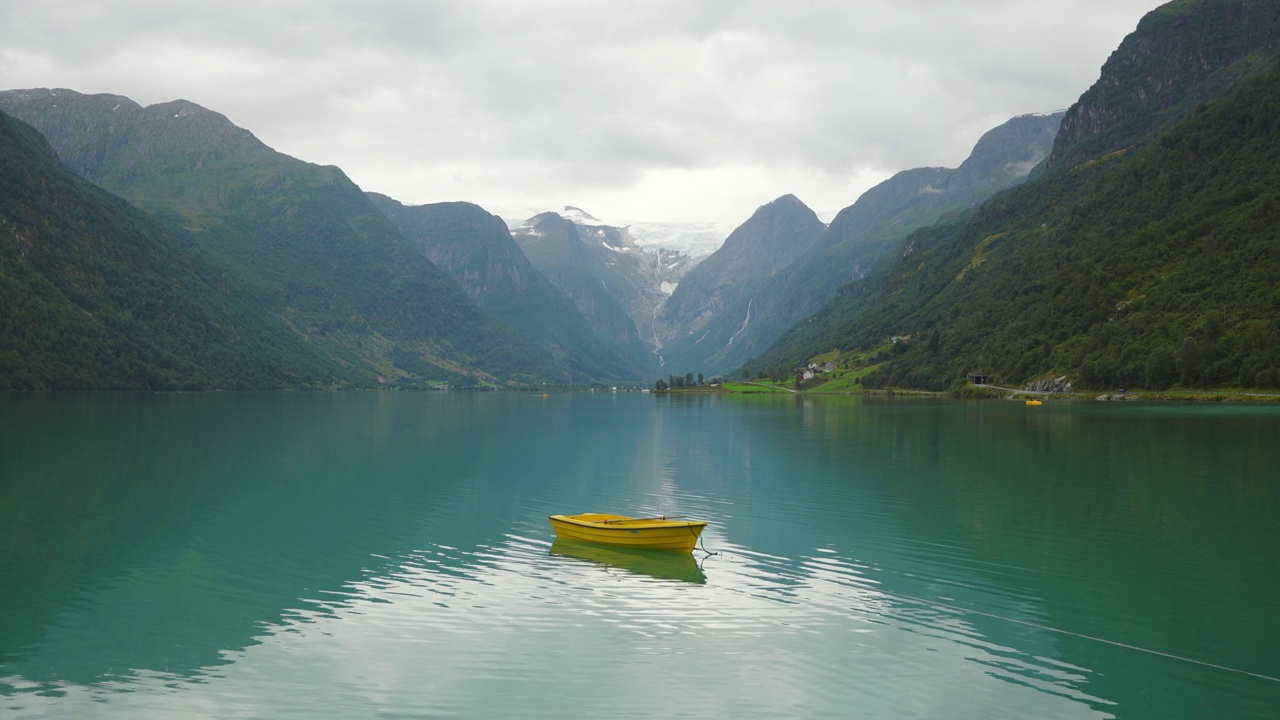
[657,383,1280,402]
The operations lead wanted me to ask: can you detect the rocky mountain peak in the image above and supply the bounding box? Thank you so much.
[721,193,824,256]
[654,194,826,351]
[1048,0,1280,169]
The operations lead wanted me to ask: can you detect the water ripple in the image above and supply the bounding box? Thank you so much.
[6,394,1277,718]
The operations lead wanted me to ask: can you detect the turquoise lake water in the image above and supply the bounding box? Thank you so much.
[2,392,1278,718]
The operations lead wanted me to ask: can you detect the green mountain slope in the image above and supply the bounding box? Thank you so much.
[753,59,1280,391]
[0,109,344,389]
[0,89,565,386]
[368,194,647,381]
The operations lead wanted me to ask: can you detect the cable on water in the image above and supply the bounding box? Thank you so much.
[883,588,1280,684]
[675,525,1273,683]
[667,520,1272,683]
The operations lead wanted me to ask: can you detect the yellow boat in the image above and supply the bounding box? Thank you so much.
[1026,399,1043,406]
[548,513,707,552]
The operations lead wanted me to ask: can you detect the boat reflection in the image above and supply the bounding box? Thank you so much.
[549,539,707,584]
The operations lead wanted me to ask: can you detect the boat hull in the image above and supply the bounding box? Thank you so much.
[549,513,706,552]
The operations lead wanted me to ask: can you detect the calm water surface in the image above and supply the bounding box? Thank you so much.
[1,392,1278,718]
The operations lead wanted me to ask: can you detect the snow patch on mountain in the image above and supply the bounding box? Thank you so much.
[506,207,731,258]
[623,220,733,258]
[560,206,609,227]
[514,217,545,236]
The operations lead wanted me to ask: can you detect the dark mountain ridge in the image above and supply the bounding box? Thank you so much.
[368,194,647,381]
[750,0,1280,392]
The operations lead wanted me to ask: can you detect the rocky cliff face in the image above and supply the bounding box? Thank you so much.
[371,196,536,299]
[1049,0,1280,169]
[512,211,658,368]
[512,208,704,371]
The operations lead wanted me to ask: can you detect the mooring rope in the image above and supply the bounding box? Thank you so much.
[689,522,718,557]
[884,589,1280,683]
[697,533,718,557]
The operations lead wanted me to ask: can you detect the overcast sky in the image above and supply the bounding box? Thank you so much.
[2,0,1160,224]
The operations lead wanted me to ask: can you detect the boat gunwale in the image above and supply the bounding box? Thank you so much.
[549,513,708,531]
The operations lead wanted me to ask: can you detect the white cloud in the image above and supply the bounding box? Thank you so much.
[0,0,1160,222]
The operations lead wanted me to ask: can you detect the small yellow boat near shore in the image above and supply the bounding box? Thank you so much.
[1025,399,1043,406]
[549,513,707,552]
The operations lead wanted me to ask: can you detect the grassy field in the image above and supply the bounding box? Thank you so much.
[659,374,1280,401]
[718,382,794,394]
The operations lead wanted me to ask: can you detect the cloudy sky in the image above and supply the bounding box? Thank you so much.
[2,0,1160,224]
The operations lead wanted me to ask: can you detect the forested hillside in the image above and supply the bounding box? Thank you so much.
[753,60,1280,391]
[0,90,567,386]
[0,110,344,389]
